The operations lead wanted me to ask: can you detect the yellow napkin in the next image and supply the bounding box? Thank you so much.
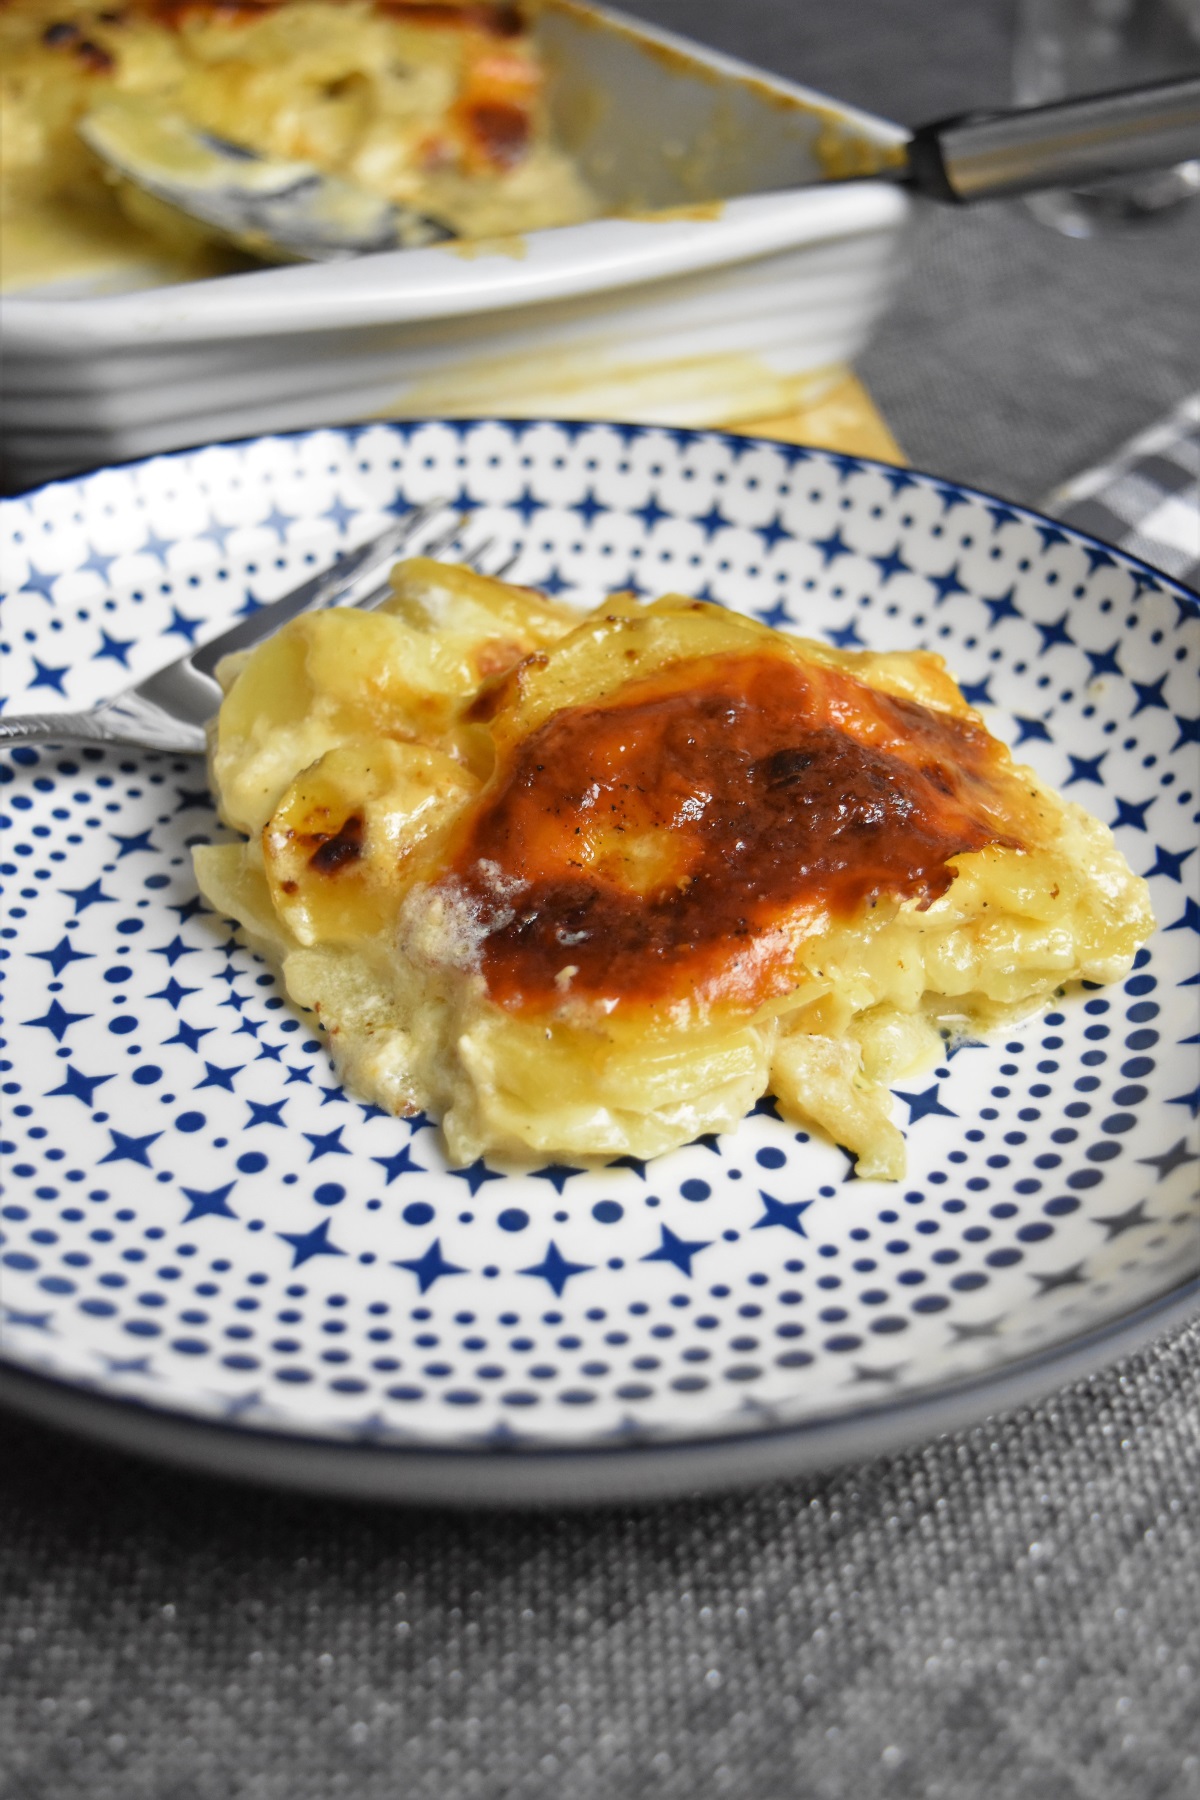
[730,368,905,464]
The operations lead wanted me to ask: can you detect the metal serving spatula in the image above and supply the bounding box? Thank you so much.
[79,75,1200,266]
[78,99,455,264]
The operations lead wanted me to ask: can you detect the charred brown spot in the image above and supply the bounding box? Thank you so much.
[757,746,815,788]
[465,651,546,724]
[308,814,365,874]
[75,36,116,69]
[146,0,279,26]
[465,99,530,166]
[322,73,364,99]
[376,0,524,31]
[921,762,956,796]
[474,638,527,679]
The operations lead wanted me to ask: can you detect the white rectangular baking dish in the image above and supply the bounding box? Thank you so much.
[0,0,910,489]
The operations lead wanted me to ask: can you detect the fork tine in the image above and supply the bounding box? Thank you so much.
[188,495,456,677]
[414,513,472,563]
[0,503,521,757]
[460,535,496,572]
[353,580,396,613]
[487,547,522,581]
[0,496,459,755]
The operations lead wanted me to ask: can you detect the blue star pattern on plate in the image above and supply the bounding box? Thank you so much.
[0,420,1197,1498]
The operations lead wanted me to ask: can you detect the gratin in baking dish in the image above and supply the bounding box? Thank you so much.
[0,0,910,486]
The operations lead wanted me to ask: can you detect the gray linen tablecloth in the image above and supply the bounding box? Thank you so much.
[2,4,1199,1796]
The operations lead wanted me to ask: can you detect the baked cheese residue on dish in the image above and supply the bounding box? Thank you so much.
[0,0,598,290]
[194,560,1154,1178]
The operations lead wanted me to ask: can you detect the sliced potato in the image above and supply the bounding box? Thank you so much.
[208,571,581,835]
[382,556,577,684]
[771,1033,906,1182]
[262,737,476,946]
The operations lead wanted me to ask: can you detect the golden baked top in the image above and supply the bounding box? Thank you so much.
[446,639,1032,1016]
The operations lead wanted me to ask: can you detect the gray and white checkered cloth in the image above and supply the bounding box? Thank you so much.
[1043,393,1200,593]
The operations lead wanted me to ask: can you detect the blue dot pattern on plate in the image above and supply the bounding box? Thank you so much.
[1,420,1198,1454]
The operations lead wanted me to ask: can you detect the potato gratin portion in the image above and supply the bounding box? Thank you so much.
[194,560,1153,1177]
[1,0,596,289]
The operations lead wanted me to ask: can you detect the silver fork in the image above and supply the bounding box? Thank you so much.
[0,500,511,757]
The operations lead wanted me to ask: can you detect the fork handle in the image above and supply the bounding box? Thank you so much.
[0,709,114,749]
[0,692,207,755]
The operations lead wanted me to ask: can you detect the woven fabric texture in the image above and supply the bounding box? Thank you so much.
[1046,396,1200,591]
[2,3,1200,1797]
[2,1321,1199,1800]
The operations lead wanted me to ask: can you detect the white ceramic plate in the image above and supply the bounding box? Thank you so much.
[1,420,1197,1505]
